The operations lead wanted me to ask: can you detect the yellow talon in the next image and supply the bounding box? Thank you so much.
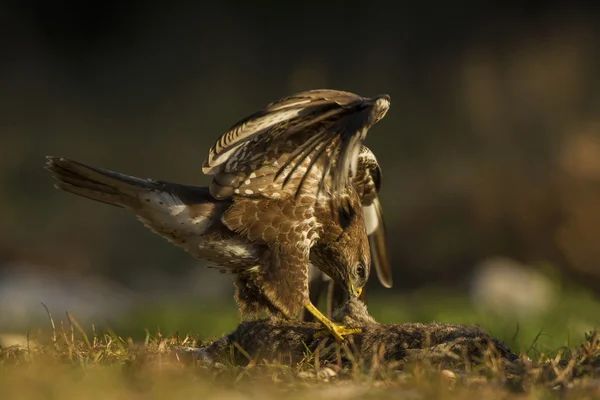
[305,301,361,342]
[314,325,362,341]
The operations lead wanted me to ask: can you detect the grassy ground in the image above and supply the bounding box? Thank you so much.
[1,316,599,399]
[101,280,600,355]
[1,282,600,399]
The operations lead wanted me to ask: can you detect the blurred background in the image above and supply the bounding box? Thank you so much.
[2,1,600,354]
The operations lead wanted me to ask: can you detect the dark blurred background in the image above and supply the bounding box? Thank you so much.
[2,1,600,352]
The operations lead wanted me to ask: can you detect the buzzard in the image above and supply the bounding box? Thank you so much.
[46,89,391,341]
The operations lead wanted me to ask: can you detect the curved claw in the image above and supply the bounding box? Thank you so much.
[304,301,361,342]
[314,324,362,341]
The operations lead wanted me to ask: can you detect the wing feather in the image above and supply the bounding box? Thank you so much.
[353,146,393,288]
[365,197,392,288]
[202,89,390,209]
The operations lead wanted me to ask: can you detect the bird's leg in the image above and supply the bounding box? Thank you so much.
[304,301,361,342]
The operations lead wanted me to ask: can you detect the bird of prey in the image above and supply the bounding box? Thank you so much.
[46,89,390,341]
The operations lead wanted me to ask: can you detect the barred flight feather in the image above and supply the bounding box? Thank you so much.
[202,89,390,211]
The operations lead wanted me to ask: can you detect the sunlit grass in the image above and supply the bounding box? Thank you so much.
[1,305,599,400]
[2,278,599,399]
[88,283,600,361]
[367,284,600,356]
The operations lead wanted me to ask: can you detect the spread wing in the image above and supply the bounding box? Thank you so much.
[352,146,393,288]
[202,89,390,212]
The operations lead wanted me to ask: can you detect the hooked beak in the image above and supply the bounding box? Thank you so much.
[349,280,362,298]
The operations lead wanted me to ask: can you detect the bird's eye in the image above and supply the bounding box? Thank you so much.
[356,264,365,278]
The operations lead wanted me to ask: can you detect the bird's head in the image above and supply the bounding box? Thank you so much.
[310,195,371,299]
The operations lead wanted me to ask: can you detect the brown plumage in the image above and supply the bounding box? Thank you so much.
[202,89,393,335]
[45,89,391,341]
[189,297,518,369]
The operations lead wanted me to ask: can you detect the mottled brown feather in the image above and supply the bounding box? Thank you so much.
[221,196,322,317]
[202,89,390,212]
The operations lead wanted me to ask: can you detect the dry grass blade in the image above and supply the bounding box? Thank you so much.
[41,303,57,345]
[66,312,92,350]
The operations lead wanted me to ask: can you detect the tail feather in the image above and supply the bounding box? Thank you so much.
[46,156,218,208]
[45,156,263,271]
[47,158,126,208]
[47,156,175,208]
[45,156,231,240]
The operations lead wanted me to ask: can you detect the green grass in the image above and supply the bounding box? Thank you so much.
[368,284,600,355]
[1,312,599,400]
[96,282,600,358]
[2,281,599,399]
